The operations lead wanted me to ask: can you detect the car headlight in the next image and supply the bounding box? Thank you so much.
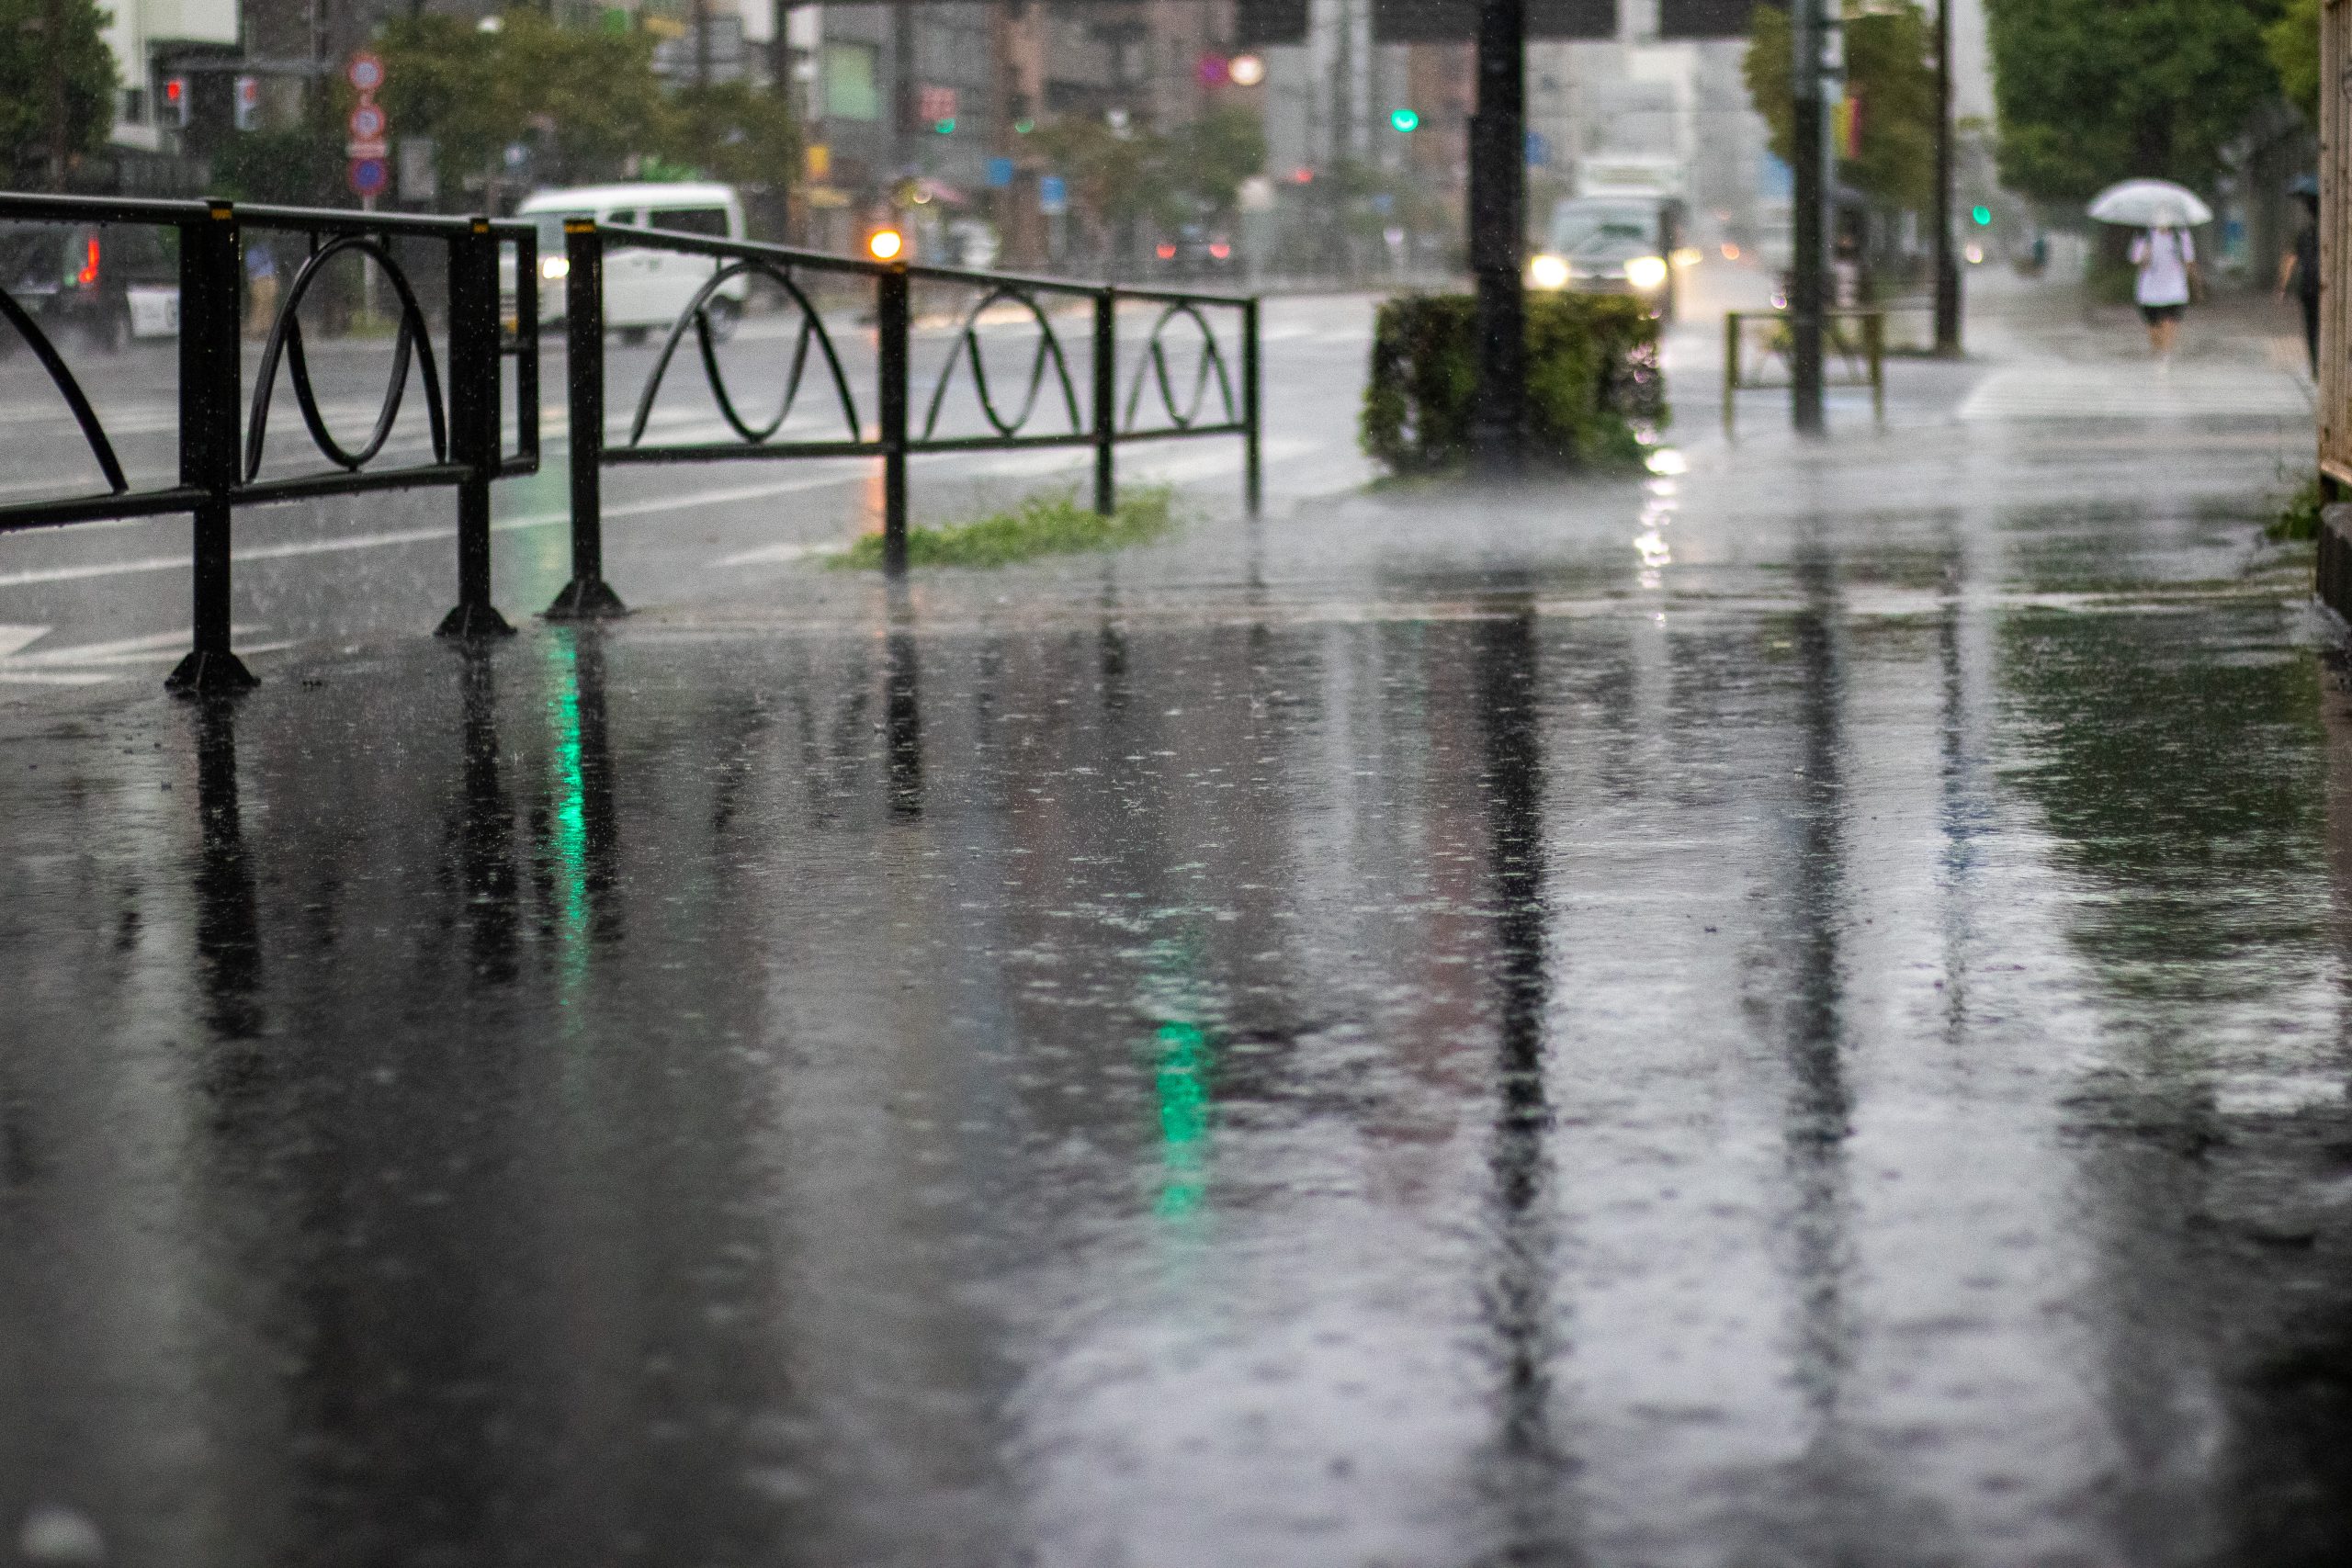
[1528,253,1570,290]
[1623,254,1669,290]
[539,255,571,280]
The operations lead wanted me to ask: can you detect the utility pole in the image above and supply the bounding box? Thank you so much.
[1466,0,1526,473]
[1930,0,1961,355]
[1788,0,1828,435]
[43,0,69,190]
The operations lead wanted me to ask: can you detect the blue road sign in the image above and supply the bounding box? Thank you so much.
[986,156,1014,188]
[349,156,390,198]
[1038,175,1068,215]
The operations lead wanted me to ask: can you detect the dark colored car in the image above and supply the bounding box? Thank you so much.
[1153,223,1238,279]
[0,220,180,353]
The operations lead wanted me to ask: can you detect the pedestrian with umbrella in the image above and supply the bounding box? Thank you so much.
[2089,179,2212,367]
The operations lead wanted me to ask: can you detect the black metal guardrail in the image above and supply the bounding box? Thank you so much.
[0,195,1261,687]
[546,220,1261,615]
[0,191,538,691]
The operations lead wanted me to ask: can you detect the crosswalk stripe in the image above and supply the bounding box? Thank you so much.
[1959,365,2312,422]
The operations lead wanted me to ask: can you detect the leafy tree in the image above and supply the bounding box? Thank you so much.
[1984,0,2287,204]
[379,9,673,194]
[1029,114,1180,248]
[1744,1,1936,210]
[2265,0,2318,121]
[0,0,119,186]
[1163,107,1264,219]
[1031,106,1266,248]
[659,80,798,191]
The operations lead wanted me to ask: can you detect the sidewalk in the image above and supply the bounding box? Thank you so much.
[4,269,2348,1567]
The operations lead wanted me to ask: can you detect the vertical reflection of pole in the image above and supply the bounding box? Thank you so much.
[573,635,620,947]
[885,585,923,820]
[1781,550,1852,1421]
[544,631,621,1009]
[189,697,264,1041]
[457,648,519,986]
[1935,547,1979,1046]
[1470,610,1574,1552]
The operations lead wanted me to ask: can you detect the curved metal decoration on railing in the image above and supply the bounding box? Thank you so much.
[919,287,1083,441]
[628,260,863,446]
[245,234,447,480]
[0,284,129,495]
[1122,300,1238,434]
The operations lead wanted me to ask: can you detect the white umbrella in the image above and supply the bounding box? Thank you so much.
[2086,178,2213,228]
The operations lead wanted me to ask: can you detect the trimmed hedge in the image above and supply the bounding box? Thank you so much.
[1360,292,1666,475]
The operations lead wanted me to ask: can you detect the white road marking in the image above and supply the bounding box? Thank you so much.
[0,624,292,685]
[1958,364,2312,422]
[713,540,850,568]
[0,468,867,591]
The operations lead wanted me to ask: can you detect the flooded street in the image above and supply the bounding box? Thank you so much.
[6,340,2349,1562]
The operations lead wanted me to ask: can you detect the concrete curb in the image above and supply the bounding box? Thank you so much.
[2322,502,2352,622]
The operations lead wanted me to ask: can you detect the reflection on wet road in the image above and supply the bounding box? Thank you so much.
[7,541,2352,1562]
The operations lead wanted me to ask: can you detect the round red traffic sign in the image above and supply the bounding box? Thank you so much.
[346,52,384,94]
[348,156,389,197]
[348,102,386,140]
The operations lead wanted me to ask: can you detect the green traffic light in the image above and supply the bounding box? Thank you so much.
[1971,204,1992,225]
[934,118,956,135]
[1014,118,1035,135]
[1390,108,1419,133]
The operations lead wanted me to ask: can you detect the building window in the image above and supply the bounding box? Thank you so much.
[823,42,880,121]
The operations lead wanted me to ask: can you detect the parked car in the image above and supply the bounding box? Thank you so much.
[503,182,750,344]
[0,220,179,351]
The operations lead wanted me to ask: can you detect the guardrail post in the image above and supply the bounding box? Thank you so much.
[1241,296,1261,518]
[1868,310,1885,427]
[438,217,515,638]
[1092,288,1116,517]
[166,198,256,694]
[1722,312,1739,435]
[877,261,910,575]
[548,219,627,617]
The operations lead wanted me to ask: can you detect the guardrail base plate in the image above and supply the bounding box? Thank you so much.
[543,578,629,621]
[435,604,518,640]
[164,649,260,695]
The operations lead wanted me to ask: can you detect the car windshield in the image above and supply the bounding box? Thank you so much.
[1549,202,1656,254]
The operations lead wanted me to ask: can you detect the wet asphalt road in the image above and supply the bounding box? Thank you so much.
[5,270,2350,1566]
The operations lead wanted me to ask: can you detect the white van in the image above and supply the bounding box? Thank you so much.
[506,182,750,344]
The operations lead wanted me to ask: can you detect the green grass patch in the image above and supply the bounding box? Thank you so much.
[2270,474,2325,542]
[832,487,1177,570]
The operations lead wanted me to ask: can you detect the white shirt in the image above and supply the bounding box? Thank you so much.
[2130,229,2194,307]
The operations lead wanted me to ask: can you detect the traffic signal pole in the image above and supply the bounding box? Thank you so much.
[1789,0,1828,435]
[1931,0,1962,355]
[1467,0,1527,473]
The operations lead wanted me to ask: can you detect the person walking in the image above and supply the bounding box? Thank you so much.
[2129,221,2195,366]
[2277,180,2321,377]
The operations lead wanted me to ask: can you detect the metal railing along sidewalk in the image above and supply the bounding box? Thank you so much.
[0,191,539,690]
[546,221,1261,615]
[1723,308,1886,434]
